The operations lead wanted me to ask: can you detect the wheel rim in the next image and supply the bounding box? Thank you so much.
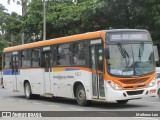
[25,84,30,97]
[78,89,85,101]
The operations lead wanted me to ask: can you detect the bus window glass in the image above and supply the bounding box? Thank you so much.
[22,50,31,68]
[132,44,154,75]
[52,46,57,66]
[57,44,71,66]
[107,43,154,76]
[108,44,134,76]
[4,53,11,68]
[72,41,88,65]
[12,55,19,68]
[32,49,40,67]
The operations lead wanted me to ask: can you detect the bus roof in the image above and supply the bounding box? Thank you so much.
[3,30,105,53]
[3,29,149,53]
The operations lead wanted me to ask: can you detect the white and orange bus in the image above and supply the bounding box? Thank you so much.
[2,29,159,106]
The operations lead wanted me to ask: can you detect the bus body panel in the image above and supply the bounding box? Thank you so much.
[18,69,44,95]
[3,68,93,100]
[4,69,45,94]
[50,68,92,100]
[3,70,13,91]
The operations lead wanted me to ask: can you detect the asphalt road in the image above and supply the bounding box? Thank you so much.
[0,87,160,120]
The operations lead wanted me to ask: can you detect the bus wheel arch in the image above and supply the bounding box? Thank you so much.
[73,82,83,98]
[73,82,88,106]
[24,80,33,99]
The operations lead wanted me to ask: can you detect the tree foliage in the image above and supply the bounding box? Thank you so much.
[1,0,160,44]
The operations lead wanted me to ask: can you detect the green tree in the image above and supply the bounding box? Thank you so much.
[4,12,22,46]
[0,4,9,40]
[7,0,31,44]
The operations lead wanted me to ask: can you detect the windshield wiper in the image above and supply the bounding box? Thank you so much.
[117,43,130,69]
[138,49,141,62]
[138,42,144,62]
[117,43,129,58]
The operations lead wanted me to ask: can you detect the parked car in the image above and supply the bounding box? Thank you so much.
[156,72,160,98]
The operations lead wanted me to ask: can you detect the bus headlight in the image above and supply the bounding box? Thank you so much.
[108,81,122,90]
[148,78,156,87]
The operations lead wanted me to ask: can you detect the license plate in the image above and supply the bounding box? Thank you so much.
[149,89,156,94]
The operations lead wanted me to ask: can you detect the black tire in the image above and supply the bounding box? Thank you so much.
[76,84,87,106]
[158,89,160,98]
[116,100,128,104]
[24,82,33,99]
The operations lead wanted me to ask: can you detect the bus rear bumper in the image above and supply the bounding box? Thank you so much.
[105,85,157,102]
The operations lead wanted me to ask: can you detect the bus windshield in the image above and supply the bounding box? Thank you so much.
[107,43,155,76]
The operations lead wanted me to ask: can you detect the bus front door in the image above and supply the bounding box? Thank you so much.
[90,45,105,99]
[42,51,52,94]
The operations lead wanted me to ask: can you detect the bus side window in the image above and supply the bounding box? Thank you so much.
[41,53,45,67]
[22,50,31,68]
[31,48,40,67]
[72,41,89,66]
[4,53,12,69]
[12,55,19,70]
[52,46,57,67]
[56,44,71,66]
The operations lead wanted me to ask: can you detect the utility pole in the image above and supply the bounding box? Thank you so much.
[21,0,27,44]
[43,0,46,40]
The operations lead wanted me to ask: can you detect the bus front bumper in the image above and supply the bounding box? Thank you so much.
[105,82,157,102]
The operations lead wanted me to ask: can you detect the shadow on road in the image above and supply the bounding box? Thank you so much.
[11,95,149,110]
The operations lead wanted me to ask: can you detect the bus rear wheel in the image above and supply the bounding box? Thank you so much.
[76,84,87,106]
[24,82,33,99]
[116,100,128,104]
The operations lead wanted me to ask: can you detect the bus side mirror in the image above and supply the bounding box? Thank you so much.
[104,48,110,59]
[153,46,159,61]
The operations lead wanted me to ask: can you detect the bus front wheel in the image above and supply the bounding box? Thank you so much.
[24,82,33,99]
[116,100,128,104]
[76,84,87,106]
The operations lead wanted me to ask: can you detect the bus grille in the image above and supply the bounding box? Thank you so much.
[123,84,146,89]
[127,90,144,95]
[119,77,149,84]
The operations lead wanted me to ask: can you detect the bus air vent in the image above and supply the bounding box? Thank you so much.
[119,77,149,84]
[123,84,145,89]
[126,90,144,95]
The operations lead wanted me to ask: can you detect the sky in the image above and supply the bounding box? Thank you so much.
[0,0,22,15]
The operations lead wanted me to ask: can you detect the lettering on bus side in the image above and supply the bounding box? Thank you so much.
[75,72,81,76]
[53,75,75,80]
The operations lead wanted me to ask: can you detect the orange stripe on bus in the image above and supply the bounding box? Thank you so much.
[104,72,156,90]
[3,31,106,53]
